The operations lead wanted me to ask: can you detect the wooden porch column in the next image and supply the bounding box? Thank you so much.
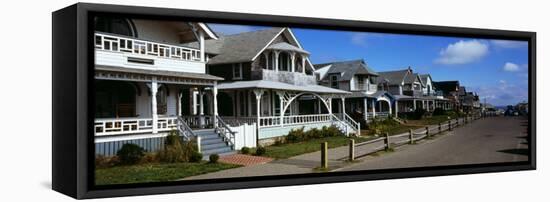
[199,30,205,62]
[341,97,346,116]
[371,99,376,119]
[274,51,280,72]
[363,98,368,122]
[290,52,296,72]
[151,77,158,134]
[395,100,399,117]
[253,89,265,146]
[388,101,392,115]
[177,91,182,116]
[199,89,205,128]
[213,82,218,126]
[279,93,284,127]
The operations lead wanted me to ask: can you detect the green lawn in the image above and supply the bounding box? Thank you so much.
[258,136,374,159]
[95,162,240,185]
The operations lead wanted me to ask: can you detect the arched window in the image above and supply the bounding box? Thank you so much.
[94,17,137,37]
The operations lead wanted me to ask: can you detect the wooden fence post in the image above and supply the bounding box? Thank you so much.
[384,133,391,151]
[349,139,355,161]
[425,126,430,138]
[321,142,328,169]
[409,129,414,144]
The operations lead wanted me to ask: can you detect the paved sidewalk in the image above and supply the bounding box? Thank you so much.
[183,117,471,180]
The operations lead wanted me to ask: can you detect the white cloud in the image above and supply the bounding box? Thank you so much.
[208,23,256,35]
[491,40,528,49]
[435,40,489,65]
[503,62,520,72]
[351,33,368,46]
[471,80,527,106]
[350,32,387,47]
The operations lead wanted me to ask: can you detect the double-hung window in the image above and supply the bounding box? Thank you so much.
[232,63,243,80]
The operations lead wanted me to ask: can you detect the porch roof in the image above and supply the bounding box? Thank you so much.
[394,95,449,101]
[96,65,224,81]
[217,80,350,94]
[347,91,394,99]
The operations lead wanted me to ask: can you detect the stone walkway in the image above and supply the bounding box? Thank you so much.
[183,117,471,180]
[218,154,273,166]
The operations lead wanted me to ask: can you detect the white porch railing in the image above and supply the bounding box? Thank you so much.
[356,83,378,93]
[258,114,332,128]
[95,32,201,62]
[366,112,390,119]
[220,116,256,127]
[95,116,178,136]
[181,115,213,128]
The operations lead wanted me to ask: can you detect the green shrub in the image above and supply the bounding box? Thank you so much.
[287,127,306,143]
[255,146,267,156]
[158,130,198,163]
[116,143,145,165]
[365,119,401,136]
[209,154,219,163]
[241,147,250,154]
[189,151,203,163]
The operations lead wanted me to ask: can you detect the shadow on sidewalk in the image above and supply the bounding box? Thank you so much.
[497,148,529,156]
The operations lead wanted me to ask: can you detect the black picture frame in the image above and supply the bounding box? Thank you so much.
[52,3,536,199]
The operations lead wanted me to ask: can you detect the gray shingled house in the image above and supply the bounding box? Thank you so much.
[187,27,359,145]
[314,59,395,123]
[433,80,461,110]
[376,67,437,115]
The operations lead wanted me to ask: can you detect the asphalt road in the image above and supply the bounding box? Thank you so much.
[338,116,529,172]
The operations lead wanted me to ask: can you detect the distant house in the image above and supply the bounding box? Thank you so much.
[433,80,461,110]
[376,67,431,114]
[315,59,394,122]
[458,86,481,113]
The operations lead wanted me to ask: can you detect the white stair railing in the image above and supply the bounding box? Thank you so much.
[342,113,361,136]
[176,116,196,141]
[330,114,350,136]
[215,116,236,150]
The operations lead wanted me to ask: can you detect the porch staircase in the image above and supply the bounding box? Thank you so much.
[194,129,236,159]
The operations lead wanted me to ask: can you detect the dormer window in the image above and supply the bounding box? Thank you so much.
[330,75,339,89]
[232,63,243,80]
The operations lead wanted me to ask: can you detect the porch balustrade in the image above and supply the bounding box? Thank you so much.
[356,83,378,93]
[95,116,178,136]
[258,114,332,128]
[95,32,201,62]
[220,116,256,126]
[366,112,390,119]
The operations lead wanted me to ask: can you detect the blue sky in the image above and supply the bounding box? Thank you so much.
[209,23,529,106]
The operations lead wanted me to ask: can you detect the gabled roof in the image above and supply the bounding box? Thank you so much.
[314,59,379,81]
[376,69,410,85]
[419,74,432,85]
[267,42,309,54]
[187,27,314,66]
